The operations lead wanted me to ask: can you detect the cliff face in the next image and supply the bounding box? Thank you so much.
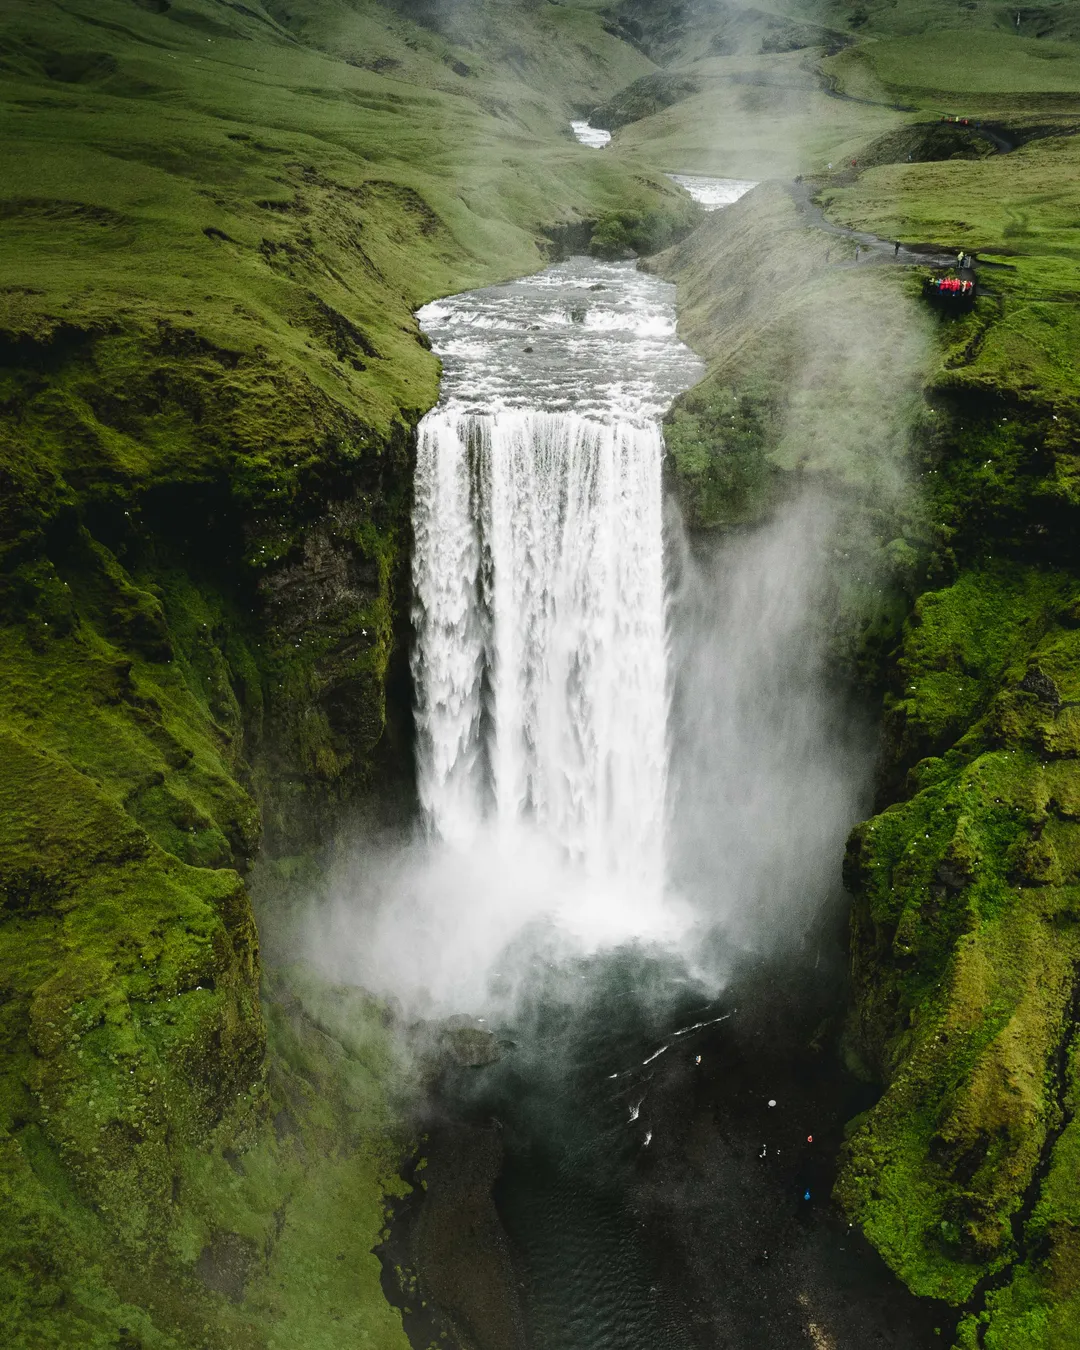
[655,119,1080,1342]
[838,400,1080,1343]
[0,246,423,1349]
[0,0,690,1342]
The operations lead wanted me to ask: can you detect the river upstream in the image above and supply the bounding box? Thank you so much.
[356,250,954,1347]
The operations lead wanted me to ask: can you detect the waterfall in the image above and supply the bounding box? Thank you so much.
[316,259,866,1013]
[412,407,668,892]
[312,258,704,1013]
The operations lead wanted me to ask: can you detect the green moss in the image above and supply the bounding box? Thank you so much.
[884,565,1069,768]
[0,961,414,1349]
[839,569,1080,1310]
[589,200,697,260]
[662,377,776,529]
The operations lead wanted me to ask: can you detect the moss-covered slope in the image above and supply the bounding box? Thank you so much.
[653,46,1080,1333]
[0,0,694,1342]
[838,391,1080,1343]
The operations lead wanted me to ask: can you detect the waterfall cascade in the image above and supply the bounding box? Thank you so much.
[320,259,865,1016]
[411,261,703,895]
[413,408,668,888]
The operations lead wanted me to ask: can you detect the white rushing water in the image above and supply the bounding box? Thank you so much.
[413,260,702,895]
[571,120,612,148]
[318,254,871,1012]
[666,174,758,211]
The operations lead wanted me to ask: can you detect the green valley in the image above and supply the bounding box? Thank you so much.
[3,0,1080,1347]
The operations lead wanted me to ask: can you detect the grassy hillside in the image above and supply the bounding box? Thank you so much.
[577,0,1080,179]
[823,29,1080,109]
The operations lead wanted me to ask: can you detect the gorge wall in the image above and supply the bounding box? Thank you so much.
[655,141,1080,1345]
[0,0,693,1343]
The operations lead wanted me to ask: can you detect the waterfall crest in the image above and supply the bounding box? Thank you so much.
[412,407,668,891]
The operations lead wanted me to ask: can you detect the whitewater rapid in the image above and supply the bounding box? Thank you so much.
[666,174,757,211]
[412,260,702,891]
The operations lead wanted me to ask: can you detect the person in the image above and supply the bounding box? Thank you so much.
[855,245,860,262]
[894,241,900,257]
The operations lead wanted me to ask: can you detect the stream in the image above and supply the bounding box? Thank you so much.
[371,245,955,1346]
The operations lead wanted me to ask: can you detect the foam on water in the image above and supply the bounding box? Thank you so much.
[666,174,758,211]
[415,258,699,419]
[571,120,612,148]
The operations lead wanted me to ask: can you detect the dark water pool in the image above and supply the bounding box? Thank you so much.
[389,948,956,1350]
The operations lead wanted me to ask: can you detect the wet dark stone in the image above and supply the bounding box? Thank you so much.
[1021,666,1060,705]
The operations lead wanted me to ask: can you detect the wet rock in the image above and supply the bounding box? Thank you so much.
[194,1231,259,1303]
[1021,665,1061,706]
[440,1016,501,1067]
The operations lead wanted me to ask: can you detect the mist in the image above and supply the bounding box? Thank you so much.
[665,492,873,966]
[301,207,931,1029]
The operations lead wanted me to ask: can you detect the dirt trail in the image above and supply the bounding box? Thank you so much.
[784,178,960,268]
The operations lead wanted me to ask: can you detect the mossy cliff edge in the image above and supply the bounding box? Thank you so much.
[653,102,1080,1350]
[0,0,696,1343]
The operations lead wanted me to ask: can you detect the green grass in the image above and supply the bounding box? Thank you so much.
[609,48,904,179]
[0,0,675,432]
[824,30,1080,108]
[816,131,1080,405]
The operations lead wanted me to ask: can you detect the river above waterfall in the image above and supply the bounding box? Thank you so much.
[666,174,758,211]
[417,258,703,419]
[571,120,611,148]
